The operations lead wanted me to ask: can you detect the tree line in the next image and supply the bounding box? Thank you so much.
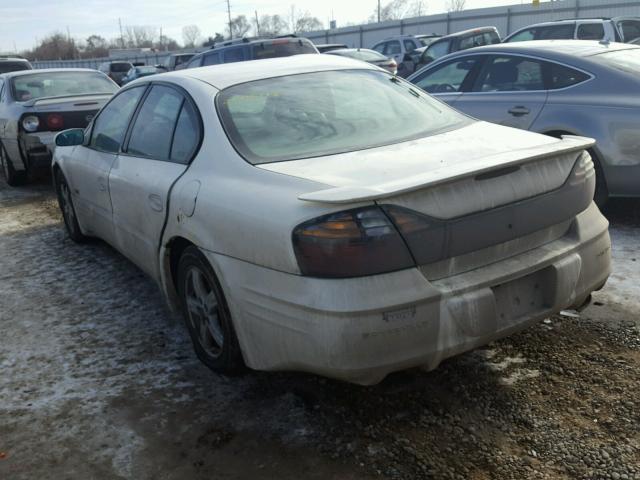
[20,0,466,61]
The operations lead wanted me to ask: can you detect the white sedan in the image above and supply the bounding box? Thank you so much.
[52,55,611,385]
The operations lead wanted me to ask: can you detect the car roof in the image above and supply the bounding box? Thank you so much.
[169,54,377,90]
[0,57,29,62]
[0,68,100,79]
[437,26,498,40]
[448,39,636,57]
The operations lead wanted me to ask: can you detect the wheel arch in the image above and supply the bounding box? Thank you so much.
[161,235,197,312]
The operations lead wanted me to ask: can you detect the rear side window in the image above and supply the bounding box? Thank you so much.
[90,86,145,153]
[171,101,199,163]
[508,24,575,42]
[413,57,481,93]
[546,63,590,89]
[127,85,183,160]
[203,52,221,66]
[474,56,544,92]
[223,47,245,63]
[577,23,604,40]
[459,32,493,50]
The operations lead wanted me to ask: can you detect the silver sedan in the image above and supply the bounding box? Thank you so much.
[408,40,640,205]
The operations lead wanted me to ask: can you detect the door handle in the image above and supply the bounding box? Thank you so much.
[508,106,530,117]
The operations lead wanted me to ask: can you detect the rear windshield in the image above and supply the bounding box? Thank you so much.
[591,48,640,74]
[0,62,30,74]
[332,49,388,62]
[217,69,467,164]
[250,39,317,60]
[11,71,117,102]
[111,62,132,72]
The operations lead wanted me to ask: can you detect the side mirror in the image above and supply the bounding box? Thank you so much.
[55,128,85,147]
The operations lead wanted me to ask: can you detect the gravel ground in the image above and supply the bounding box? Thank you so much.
[0,177,638,480]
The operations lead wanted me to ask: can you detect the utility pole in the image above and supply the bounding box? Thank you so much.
[226,0,233,39]
[119,18,125,48]
[159,26,163,50]
[378,0,381,22]
[254,10,260,36]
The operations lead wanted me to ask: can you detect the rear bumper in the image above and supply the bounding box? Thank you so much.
[205,202,611,385]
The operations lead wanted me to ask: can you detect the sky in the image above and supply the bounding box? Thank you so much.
[0,0,523,52]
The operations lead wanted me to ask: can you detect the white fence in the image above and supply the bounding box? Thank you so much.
[31,0,640,69]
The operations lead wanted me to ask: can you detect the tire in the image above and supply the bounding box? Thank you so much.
[177,246,244,374]
[54,169,89,243]
[589,149,609,209]
[0,141,27,186]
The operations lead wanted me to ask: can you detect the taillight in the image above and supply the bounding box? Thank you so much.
[383,205,446,265]
[292,206,414,278]
[46,114,64,130]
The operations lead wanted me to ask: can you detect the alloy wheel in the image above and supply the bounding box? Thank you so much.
[184,266,224,357]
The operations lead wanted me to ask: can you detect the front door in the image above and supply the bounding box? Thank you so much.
[64,86,146,241]
[455,55,548,130]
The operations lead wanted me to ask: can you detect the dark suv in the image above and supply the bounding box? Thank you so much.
[185,36,318,68]
[412,27,501,72]
[0,57,32,74]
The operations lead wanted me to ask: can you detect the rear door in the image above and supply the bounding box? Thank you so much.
[108,84,201,278]
[64,86,145,242]
[454,54,548,130]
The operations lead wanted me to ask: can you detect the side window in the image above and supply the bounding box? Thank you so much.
[577,23,605,40]
[203,52,221,66]
[486,31,501,44]
[413,57,481,93]
[474,56,544,92]
[385,41,402,55]
[170,101,199,164]
[507,29,534,42]
[546,62,590,90]
[127,85,184,160]
[90,86,145,153]
[536,24,575,40]
[403,40,417,53]
[425,41,450,61]
[187,56,203,69]
[459,33,490,50]
[223,47,245,63]
[372,43,385,54]
[616,20,640,42]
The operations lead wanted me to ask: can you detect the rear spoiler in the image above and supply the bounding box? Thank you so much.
[299,135,595,204]
[21,93,112,108]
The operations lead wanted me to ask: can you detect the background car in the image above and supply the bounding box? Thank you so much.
[0,56,32,73]
[326,48,397,74]
[121,65,162,85]
[408,40,640,205]
[412,26,501,70]
[98,61,134,85]
[185,35,318,68]
[371,34,440,77]
[160,53,195,71]
[314,43,348,53]
[0,69,118,185]
[52,55,609,385]
[503,17,640,43]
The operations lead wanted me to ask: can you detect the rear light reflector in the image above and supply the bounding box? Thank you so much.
[46,114,64,130]
[292,206,414,278]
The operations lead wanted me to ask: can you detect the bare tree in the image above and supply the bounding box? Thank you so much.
[293,11,323,33]
[259,14,288,36]
[447,0,467,13]
[124,26,158,48]
[182,25,201,47]
[229,15,251,38]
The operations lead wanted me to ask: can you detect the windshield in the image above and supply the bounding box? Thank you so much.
[250,40,317,60]
[11,71,117,102]
[591,48,640,74]
[217,69,467,164]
